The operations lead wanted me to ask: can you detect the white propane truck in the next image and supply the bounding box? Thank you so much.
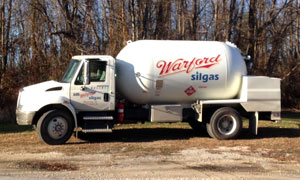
[16,40,281,145]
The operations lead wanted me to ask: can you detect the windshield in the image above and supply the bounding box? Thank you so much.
[60,59,81,83]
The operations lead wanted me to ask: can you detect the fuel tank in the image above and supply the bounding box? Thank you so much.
[116,40,247,104]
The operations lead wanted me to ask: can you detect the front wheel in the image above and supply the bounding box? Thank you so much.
[37,110,74,145]
[206,107,242,140]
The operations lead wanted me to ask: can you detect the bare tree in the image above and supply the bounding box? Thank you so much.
[0,0,12,87]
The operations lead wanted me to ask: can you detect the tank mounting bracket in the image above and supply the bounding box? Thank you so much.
[192,100,203,122]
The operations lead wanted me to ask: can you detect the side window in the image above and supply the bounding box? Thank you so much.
[75,66,83,85]
[89,60,107,82]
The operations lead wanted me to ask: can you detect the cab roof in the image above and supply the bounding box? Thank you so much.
[72,55,114,61]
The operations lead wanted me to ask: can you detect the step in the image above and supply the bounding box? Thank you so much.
[82,128,112,133]
[83,116,113,120]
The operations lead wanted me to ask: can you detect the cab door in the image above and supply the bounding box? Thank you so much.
[70,58,115,112]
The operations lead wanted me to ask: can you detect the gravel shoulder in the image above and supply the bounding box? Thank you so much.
[0,123,300,179]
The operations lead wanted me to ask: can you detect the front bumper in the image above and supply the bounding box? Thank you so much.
[16,109,35,125]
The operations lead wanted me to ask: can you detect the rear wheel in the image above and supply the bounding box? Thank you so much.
[206,107,242,140]
[206,122,216,138]
[37,110,74,145]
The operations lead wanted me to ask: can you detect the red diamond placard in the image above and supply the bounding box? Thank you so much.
[184,86,196,96]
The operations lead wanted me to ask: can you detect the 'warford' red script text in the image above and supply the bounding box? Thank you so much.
[156,55,221,77]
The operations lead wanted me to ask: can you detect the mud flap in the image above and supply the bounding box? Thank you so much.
[249,111,258,135]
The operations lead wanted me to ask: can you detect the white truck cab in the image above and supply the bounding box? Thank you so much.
[16,55,116,145]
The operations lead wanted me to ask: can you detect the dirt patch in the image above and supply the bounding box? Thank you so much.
[186,164,264,173]
[17,161,78,171]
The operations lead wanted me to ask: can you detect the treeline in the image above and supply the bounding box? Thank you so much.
[0,0,299,122]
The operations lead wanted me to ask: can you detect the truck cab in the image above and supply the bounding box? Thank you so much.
[67,56,115,112]
[16,56,116,145]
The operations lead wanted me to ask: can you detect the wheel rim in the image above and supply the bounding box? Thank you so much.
[217,115,237,136]
[47,117,68,140]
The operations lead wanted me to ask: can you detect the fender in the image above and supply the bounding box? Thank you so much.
[61,101,78,134]
[48,95,78,132]
[34,99,79,136]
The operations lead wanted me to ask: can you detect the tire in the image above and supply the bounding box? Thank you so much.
[37,110,74,145]
[207,107,242,140]
[206,122,216,138]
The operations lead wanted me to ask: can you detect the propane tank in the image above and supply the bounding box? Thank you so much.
[116,40,247,104]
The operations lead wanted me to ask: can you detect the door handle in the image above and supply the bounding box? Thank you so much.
[104,93,109,102]
[80,86,85,91]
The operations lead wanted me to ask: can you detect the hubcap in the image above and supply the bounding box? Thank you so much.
[47,117,68,139]
[217,115,237,136]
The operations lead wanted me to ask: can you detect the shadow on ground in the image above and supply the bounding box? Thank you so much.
[74,126,300,143]
[256,127,300,138]
[282,111,300,120]
[0,123,33,134]
[75,128,201,143]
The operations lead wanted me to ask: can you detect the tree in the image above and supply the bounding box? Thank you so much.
[0,0,12,87]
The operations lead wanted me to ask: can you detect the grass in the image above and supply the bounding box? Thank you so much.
[114,122,192,129]
[117,111,300,130]
[258,111,300,129]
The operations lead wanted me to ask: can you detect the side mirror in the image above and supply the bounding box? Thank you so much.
[83,60,90,85]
